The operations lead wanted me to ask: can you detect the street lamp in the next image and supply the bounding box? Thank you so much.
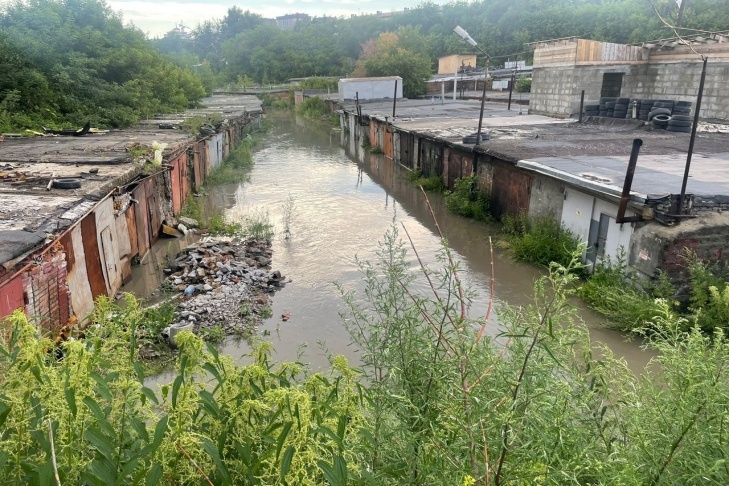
[453,26,490,145]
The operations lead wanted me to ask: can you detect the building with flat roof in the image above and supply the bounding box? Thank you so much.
[276,13,310,30]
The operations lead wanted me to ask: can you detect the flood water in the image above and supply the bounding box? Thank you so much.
[141,115,653,377]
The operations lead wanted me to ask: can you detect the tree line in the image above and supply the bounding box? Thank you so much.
[0,0,209,131]
[156,0,728,97]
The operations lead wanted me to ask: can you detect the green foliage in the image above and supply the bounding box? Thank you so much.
[577,252,673,333]
[5,233,729,484]
[295,97,336,125]
[516,76,532,93]
[407,169,445,192]
[502,213,581,268]
[180,113,223,135]
[241,209,275,240]
[260,93,294,110]
[354,32,431,98]
[0,0,208,129]
[368,146,384,155]
[686,255,729,333]
[298,77,338,91]
[0,299,363,484]
[204,137,255,186]
[445,175,492,221]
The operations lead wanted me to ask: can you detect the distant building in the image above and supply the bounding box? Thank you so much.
[438,54,477,75]
[529,34,729,120]
[276,13,311,30]
[338,76,403,102]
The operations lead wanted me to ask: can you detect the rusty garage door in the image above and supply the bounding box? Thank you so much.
[491,163,532,219]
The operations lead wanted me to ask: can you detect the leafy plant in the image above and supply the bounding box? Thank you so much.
[516,76,532,93]
[369,145,384,155]
[445,175,492,221]
[406,169,444,191]
[502,212,580,268]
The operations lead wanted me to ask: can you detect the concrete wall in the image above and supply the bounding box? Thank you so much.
[531,60,729,120]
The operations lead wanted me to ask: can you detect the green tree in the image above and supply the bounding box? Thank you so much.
[353,32,432,98]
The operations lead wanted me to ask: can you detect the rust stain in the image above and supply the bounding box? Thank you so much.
[0,274,24,320]
[132,183,150,256]
[125,205,138,257]
[170,157,182,214]
[491,163,532,219]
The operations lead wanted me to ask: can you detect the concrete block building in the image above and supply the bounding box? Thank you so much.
[529,34,729,121]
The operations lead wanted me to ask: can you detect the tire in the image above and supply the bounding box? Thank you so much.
[654,102,673,109]
[598,111,607,117]
[666,125,691,133]
[671,114,692,121]
[600,97,616,103]
[606,101,616,109]
[675,101,692,107]
[585,104,600,111]
[52,178,82,189]
[673,109,691,115]
[617,97,630,104]
[615,103,629,110]
[649,108,672,119]
[652,115,670,128]
[668,119,692,127]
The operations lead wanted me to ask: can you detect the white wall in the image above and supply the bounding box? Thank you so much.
[339,78,403,102]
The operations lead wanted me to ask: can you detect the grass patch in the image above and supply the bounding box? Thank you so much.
[577,252,673,332]
[180,197,242,236]
[241,209,275,240]
[502,213,580,268]
[205,140,255,186]
[445,175,492,221]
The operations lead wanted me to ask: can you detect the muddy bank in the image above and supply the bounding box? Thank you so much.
[161,237,286,339]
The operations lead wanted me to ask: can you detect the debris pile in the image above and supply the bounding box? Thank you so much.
[163,238,286,337]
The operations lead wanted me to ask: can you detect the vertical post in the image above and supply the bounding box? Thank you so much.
[392,80,398,118]
[507,69,516,111]
[578,90,585,123]
[616,138,644,223]
[476,60,489,145]
[441,82,445,104]
[680,56,708,215]
[453,54,458,100]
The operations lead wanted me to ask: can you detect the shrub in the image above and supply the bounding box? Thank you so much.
[295,97,335,125]
[502,213,580,268]
[445,175,491,221]
[406,169,444,191]
[577,252,673,333]
[516,76,532,93]
[686,254,729,332]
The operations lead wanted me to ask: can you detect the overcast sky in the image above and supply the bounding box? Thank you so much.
[106,0,445,38]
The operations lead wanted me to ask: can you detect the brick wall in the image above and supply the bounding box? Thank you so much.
[530,66,575,116]
[22,251,71,334]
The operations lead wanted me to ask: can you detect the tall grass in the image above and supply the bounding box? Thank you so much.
[502,213,580,268]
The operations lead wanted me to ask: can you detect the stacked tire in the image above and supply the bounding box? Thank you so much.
[638,99,655,121]
[613,97,630,118]
[652,114,670,129]
[583,104,600,117]
[666,101,693,133]
[599,97,615,117]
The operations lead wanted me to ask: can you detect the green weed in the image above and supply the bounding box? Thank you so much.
[502,213,580,268]
[445,175,492,221]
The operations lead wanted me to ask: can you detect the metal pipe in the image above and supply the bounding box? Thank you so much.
[453,54,458,101]
[578,90,585,123]
[476,64,489,145]
[616,138,644,224]
[392,80,398,118]
[679,56,708,215]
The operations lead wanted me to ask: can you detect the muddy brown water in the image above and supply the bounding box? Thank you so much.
[131,116,653,380]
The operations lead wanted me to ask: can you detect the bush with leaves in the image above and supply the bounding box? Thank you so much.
[445,175,492,221]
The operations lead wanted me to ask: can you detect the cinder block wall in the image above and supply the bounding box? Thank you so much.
[530,66,575,116]
[532,60,729,120]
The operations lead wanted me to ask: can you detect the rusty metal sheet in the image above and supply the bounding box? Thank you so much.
[125,206,138,257]
[383,127,393,159]
[491,163,532,219]
[0,273,24,320]
[399,132,415,168]
[147,187,161,245]
[170,157,182,214]
[132,183,150,257]
[369,122,378,148]
[81,212,107,300]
